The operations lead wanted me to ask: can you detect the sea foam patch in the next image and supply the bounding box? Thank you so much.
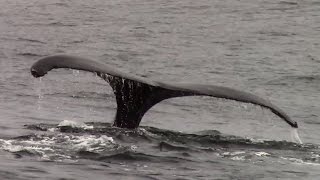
[58,120,93,130]
[0,133,117,161]
[255,152,270,157]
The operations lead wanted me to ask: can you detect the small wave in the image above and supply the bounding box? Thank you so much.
[48,22,77,27]
[257,30,296,37]
[49,2,70,7]
[16,53,44,57]
[17,38,46,44]
[266,75,320,86]
[98,151,194,163]
[158,141,194,152]
[280,157,320,166]
[218,150,271,162]
[279,1,298,5]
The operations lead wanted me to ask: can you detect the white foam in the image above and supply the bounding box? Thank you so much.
[0,133,116,161]
[48,128,56,132]
[58,120,93,130]
[71,135,115,152]
[0,139,55,154]
[222,151,246,156]
[230,151,246,156]
[290,128,303,144]
[230,156,245,161]
[255,152,270,157]
[130,145,138,151]
[72,70,80,76]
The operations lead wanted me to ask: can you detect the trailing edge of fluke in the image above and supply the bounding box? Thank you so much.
[30,54,298,129]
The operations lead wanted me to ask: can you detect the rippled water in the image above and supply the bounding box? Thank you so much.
[0,0,319,179]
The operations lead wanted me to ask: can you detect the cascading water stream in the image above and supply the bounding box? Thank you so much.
[36,77,43,111]
[291,128,303,144]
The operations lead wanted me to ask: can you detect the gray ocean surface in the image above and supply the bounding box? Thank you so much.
[0,0,320,179]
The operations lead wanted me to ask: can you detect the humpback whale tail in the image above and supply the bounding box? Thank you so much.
[30,54,298,129]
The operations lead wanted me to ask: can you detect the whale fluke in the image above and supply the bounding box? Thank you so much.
[30,54,298,129]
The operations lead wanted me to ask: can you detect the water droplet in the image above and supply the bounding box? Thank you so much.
[36,77,44,110]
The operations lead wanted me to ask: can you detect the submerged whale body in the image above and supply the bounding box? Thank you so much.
[30,54,298,129]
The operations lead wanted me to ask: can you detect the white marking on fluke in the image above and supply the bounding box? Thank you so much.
[290,128,302,144]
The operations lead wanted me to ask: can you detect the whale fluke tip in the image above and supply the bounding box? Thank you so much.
[31,68,41,77]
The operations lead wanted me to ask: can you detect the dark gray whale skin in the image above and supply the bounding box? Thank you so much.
[30,54,298,129]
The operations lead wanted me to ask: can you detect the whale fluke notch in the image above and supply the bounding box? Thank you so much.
[30,54,298,129]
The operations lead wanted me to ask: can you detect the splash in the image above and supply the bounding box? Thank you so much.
[58,120,93,130]
[290,128,303,144]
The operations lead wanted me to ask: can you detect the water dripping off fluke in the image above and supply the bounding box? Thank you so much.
[290,128,303,144]
[36,77,43,110]
[34,77,46,123]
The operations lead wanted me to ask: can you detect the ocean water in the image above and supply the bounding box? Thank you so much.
[0,0,319,179]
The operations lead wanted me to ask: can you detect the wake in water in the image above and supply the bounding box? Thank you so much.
[0,121,317,167]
